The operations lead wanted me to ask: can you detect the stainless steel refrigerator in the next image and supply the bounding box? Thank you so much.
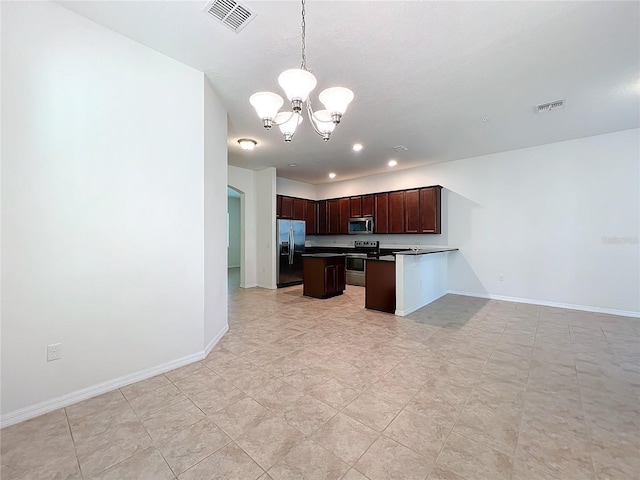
[277,219,306,287]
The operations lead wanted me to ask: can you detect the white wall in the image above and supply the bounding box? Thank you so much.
[315,130,640,315]
[228,165,258,288]
[1,1,228,422]
[277,177,318,200]
[227,196,241,268]
[203,78,229,352]
[257,168,277,289]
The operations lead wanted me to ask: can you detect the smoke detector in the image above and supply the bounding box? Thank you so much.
[205,0,256,33]
[536,99,566,114]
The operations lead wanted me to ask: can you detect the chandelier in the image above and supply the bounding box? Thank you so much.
[249,0,354,142]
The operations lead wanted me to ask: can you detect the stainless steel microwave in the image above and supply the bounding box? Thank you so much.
[348,217,374,234]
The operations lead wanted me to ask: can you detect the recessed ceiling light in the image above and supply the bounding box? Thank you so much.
[238,138,257,150]
[352,143,363,152]
[329,173,336,179]
[288,163,297,167]
[388,160,398,167]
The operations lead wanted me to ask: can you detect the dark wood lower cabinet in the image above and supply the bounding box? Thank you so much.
[303,255,346,299]
[365,259,396,313]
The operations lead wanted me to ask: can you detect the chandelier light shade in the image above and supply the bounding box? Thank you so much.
[311,110,336,141]
[249,92,284,129]
[249,0,353,142]
[275,112,303,142]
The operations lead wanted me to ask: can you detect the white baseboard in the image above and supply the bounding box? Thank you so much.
[396,291,447,317]
[1,325,229,429]
[240,282,258,288]
[204,324,228,357]
[447,290,640,318]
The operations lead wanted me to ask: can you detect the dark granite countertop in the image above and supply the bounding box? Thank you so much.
[394,247,459,255]
[302,253,347,258]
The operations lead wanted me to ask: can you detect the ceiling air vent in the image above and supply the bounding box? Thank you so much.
[536,99,566,114]
[205,0,256,33]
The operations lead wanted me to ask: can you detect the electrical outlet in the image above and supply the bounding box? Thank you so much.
[47,343,62,362]
[498,274,504,281]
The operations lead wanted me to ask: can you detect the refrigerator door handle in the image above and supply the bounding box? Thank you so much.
[289,225,294,265]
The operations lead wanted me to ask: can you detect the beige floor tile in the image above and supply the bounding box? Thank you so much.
[354,436,432,480]
[251,378,305,416]
[366,376,421,407]
[436,432,513,480]
[88,447,174,480]
[342,468,370,480]
[306,377,362,409]
[69,401,138,444]
[66,391,127,423]
[210,397,273,439]
[128,384,187,419]
[343,393,401,432]
[120,374,172,401]
[165,362,209,382]
[75,420,153,478]
[187,376,246,415]
[178,443,263,480]
[311,412,379,465]
[515,417,595,480]
[267,438,349,480]
[172,368,222,397]
[282,394,337,435]
[384,409,453,461]
[157,418,231,475]
[427,465,467,480]
[236,416,304,470]
[142,398,205,443]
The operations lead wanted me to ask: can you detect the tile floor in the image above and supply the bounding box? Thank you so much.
[2,269,639,479]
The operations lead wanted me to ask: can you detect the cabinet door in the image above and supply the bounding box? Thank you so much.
[305,200,317,235]
[339,198,350,234]
[388,191,405,233]
[350,196,362,217]
[280,196,293,219]
[324,264,337,295]
[404,189,420,233]
[374,193,389,233]
[276,195,282,218]
[361,195,374,216]
[336,262,345,292]
[317,200,328,235]
[419,186,442,233]
[328,199,340,234]
[293,198,306,221]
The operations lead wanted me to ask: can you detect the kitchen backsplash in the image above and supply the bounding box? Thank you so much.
[306,234,450,249]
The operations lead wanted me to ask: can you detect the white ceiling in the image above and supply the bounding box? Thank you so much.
[57,1,640,185]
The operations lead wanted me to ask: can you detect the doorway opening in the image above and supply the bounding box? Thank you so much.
[227,186,242,291]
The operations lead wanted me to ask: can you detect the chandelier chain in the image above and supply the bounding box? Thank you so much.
[300,0,307,70]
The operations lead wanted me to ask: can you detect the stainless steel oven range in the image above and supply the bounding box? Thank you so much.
[345,240,380,286]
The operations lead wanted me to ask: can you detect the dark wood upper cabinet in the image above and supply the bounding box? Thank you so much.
[374,193,389,233]
[388,191,405,233]
[280,196,293,219]
[328,199,340,234]
[338,198,350,234]
[305,200,317,234]
[404,189,420,233]
[317,200,328,235]
[276,195,282,218]
[419,186,442,234]
[361,195,374,217]
[293,198,306,221]
[350,196,362,218]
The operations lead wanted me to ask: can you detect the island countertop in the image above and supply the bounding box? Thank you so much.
[394,247,458,255]
[302,253,347,258]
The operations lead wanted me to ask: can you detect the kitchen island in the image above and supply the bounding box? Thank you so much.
[302,254,346,299]
[365,247,458,316]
